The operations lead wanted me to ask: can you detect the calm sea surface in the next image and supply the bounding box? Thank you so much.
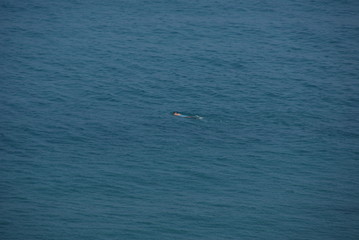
[1,0,359,239]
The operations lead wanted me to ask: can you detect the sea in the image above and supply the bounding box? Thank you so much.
[1,0,359,239]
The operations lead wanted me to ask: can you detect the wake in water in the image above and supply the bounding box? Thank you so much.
[172,112,203,119]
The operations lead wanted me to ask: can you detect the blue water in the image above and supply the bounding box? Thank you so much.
[1,0,359,239]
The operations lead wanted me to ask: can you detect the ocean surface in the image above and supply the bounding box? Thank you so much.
[1,0,359,239]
